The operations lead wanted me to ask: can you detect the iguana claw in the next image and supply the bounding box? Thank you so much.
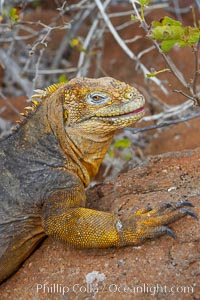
[177,200,194,207]
[165,227,176,240]
[179,208,198,219]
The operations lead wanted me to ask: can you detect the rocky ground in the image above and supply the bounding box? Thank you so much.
[0,148,200,300]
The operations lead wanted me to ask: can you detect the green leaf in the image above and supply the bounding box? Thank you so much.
[114,138,131,149]
[150,16,200,51]
[185,27,200,44]
[108,149,115,158]
[10,7,20,23]
[69,38,80,47]
[69,38,86,53]
[58,74,68,83]
[131,15,138,21]
[161,16,181,27]
[146,68,170,77]
[151,25,183,41]
[122,152,132,161]
[151,16,181,28]
[161,40,177,51]
[138,0,152,6]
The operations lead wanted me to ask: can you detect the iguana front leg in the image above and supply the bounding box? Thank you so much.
[42,174,196,248]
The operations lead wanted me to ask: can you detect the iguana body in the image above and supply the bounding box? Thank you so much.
[0,77,196,283]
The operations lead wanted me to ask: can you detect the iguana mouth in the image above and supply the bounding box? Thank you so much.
[98,106,145,118]
[116,106,145,117]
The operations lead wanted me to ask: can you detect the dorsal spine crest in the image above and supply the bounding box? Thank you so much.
[15,82,66,128]
[45,82,65,96]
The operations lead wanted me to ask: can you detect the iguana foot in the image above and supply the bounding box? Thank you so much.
[120,200,197,245]
[43,200,197,249]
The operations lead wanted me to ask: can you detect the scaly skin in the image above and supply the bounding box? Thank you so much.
[0,77,196,284]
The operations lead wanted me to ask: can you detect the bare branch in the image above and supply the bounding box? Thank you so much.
[127,111,200,134]
[0,49,31,95]
[124,35,142,44]
[51,8,90,70]
[76,0,110,77]
[130,0,189,91]
[26,68,77,75]
[192,36,200,101]
[137,45,155,59]
[0,90,20,115]
[31,48,45,97]
[107,3,169,18]
[115,20,135,31]
[143,100,194,123]
[173,90,196,102]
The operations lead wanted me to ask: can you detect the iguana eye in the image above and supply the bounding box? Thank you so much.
[87,92,110,105]
[124,92,134,100]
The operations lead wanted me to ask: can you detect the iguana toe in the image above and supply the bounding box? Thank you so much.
[119,201,197,245]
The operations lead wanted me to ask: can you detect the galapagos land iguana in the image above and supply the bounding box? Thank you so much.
[0,77,196,283]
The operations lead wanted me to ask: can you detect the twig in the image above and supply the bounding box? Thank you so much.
[192,36,200,101]
[94,25,106,78]
[31,48,45,97]
[127,111,200,134]
[0,31,40,42]
[172,0,182,22]
[143,99,194,122]
[130,0,189,91]
[51,8,90,70]
[107,3,169,18]
[124,35,142,44]
[173,90,196,101]
[19,20,70,30]
[115,20,135,31]
[0,0,5,13]
[26,68,77,75]
[94,0,168,94]
[0,22,39,42]
[151,43,189,90]
[0,49,31,95]
[0,90,20,115]
[76,0,111,77]
[137,45,155,59]
[57,0,93,13]
[195,0,200,10]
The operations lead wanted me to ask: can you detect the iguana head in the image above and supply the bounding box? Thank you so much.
[62,77,145,131]
[30,77,145,132]
[22,77,145,184]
